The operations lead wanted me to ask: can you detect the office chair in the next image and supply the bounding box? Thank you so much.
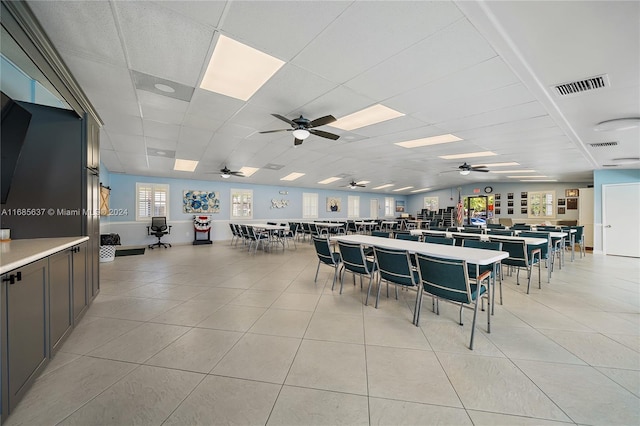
[147,216,172,249]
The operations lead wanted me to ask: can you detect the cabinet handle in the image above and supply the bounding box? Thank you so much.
[2,272,21,285]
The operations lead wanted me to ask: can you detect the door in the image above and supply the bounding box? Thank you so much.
[465,196,488,226]
[370,199,379,219]
[603,183,640,257]
[578,187,594,249]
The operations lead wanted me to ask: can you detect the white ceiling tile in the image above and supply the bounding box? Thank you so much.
[155,1,227,29]
[143,120,181,141]
[436,101,549,133]
[117,153,149,169]
[100,150,124,173]
[113,1,214,86]
[108,133,147,155]
[187,89,245,121]
[28,1,126,66]
[100,113,143,136]
[144,137,178,152]
[178,126,214,146]
[181,113,225,132]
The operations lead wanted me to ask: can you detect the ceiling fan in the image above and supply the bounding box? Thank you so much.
[458,162,489,175]
[259,114,340,146]
[219,166,244,179]
[342,180,366,189]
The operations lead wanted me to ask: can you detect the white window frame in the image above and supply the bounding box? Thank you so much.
[347,195,360,218]
[302,192,318,219]
[423,196,439,212]
[230,189,253,219]
[136,183,169,221]
[384,197,395,217]
[528,191,556,219]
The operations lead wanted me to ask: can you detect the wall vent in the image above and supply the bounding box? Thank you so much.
[553,74,609,97]
[588,141,618,148]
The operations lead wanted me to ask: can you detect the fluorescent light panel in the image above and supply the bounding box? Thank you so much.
[395,134,461,148]
[372,184,394,190]
[472,162,520,168]
[393,186,414,192]
[200,35,284,101]
[331,104,404,131]
[174,159,199,172]
[439,151,497,160]
[520,179,557,182]
[410,188,431,193]
[491,169,535,174]
[507,175,547,178]
[280,172,305,181]
[318,177,342,184]
[356,180,370,185]
[238,166,259,177]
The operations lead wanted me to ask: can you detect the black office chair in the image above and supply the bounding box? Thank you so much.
[147,216,172,249]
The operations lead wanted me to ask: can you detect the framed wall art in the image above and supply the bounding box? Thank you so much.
[565,189,579,197]
[327,197,341,212]
[183,190,220,213]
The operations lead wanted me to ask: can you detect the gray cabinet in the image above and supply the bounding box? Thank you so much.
[1,258,49,414]
[72,242,88,321]
[49,250,73,354]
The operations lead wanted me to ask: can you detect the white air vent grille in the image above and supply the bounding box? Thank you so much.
[588,141,618,148]
[553,74,609,97]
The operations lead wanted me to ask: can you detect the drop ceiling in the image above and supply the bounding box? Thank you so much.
[24,0,640,193]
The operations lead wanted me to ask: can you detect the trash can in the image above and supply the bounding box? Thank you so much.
[100,233,121,262]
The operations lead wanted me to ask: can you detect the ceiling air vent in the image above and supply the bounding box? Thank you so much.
[588,141,618,148]
[553,74,609,97]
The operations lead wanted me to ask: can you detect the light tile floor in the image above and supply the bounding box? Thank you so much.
[5,240,639,425]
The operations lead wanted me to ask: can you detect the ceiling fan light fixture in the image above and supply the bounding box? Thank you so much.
[221,173,231,179]
[459,170,471,176]
[292,129,310,140]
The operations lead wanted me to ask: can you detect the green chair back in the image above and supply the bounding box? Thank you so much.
[395,233,420,241]
[312,236,340,266]
[416,254,475,304]
[337,241,376,275]
[425,236,455,245]
[371,231,391,238]
[373,247,418,288]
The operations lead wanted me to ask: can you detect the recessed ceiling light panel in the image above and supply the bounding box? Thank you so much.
[281,172,305,181]
[372,184,394,190]
[331,104,404,131]
[174,159,199,172]
[393,186,414,192]
[439,151,497,160]
[395,134,461,148]
[238,166,259,177]
[491,169,535,174]
[318,177,342,184]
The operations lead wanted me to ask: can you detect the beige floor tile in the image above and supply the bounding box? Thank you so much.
[485,326,586,363]
[420,319,504,356]
[467,410,574,425]
[248,308,313,338]
[267,386,369,426]
[304,311,365,344]
[58,317,143,355]
[145,328,243,373]
[58,365,204,426]
[88,322,190,363]
[540,329,640,369]
[164,376,280,426]
[196,304,266,332]
[152,284,210,300]
[515,359,640,425]
[229,289,283,307]
[212,333,300,384]
[103,297,184,321]
[369,397,473,425]
[366,345,461,407]
[285,339,367,394]
[272,292,321,311]
[4,357,136,426]
[364,315,430,350]
[250,278,293,291]
[149,300,223,326]
[596,367,640,397]
[195,287,245,304]
[40,351,81,378]
[437,352,570,421]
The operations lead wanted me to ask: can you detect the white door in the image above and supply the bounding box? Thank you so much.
[370,199,379,219]
[578,188,594,248]
[603,182,640,257]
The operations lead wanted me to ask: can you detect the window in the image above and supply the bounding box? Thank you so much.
[424,196,439,212]
[231,189,253,219]
[384,197,395,217]
[302,193,318,219]
[347,196,360,218]
[136,183,169,221]
[528,191,555,219]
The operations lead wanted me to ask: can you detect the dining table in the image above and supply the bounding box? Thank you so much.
[331,234,509,328]
[250,223,289,250]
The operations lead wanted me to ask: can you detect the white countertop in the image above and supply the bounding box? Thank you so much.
[1,236,89,275]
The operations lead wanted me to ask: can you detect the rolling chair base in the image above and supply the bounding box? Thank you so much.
[149,240,171,249]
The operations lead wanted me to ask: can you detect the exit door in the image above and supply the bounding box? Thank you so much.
[465,196,488,225]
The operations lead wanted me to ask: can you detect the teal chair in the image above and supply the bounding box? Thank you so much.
[571,226,585,258]
[488,229,514,236]
[371,231,391,238]
[463,239,503,312]
[312,236,342,288]
[415,253,491,350]
[489,238,541,294]
[337,241,377,294]
[395,233,420,242]
[518,231,552,281]
[371,247,420,313]
[425,236,455,245]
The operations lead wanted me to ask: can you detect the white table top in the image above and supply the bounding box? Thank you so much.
[1,236,90,275]
[331,235,508,265]
[313,222,345,227]
[381,221,397,224]
[354,221,377,225]
[250,224,288,231]
[410,230,547,246]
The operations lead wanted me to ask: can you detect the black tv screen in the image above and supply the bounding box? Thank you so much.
[1,91,32,204]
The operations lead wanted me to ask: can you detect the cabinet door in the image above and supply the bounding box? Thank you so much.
[49,250,73,353]
[2,258,48,413]
[72,243,88,321]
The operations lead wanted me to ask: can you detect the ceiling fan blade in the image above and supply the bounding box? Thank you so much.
[309,115,336,128]
[309,129,340,140]
[230,172,245,177]
[272,114,296,126]
[471,168,490,172]
[294,138,304,146]
[259,129,291,134]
